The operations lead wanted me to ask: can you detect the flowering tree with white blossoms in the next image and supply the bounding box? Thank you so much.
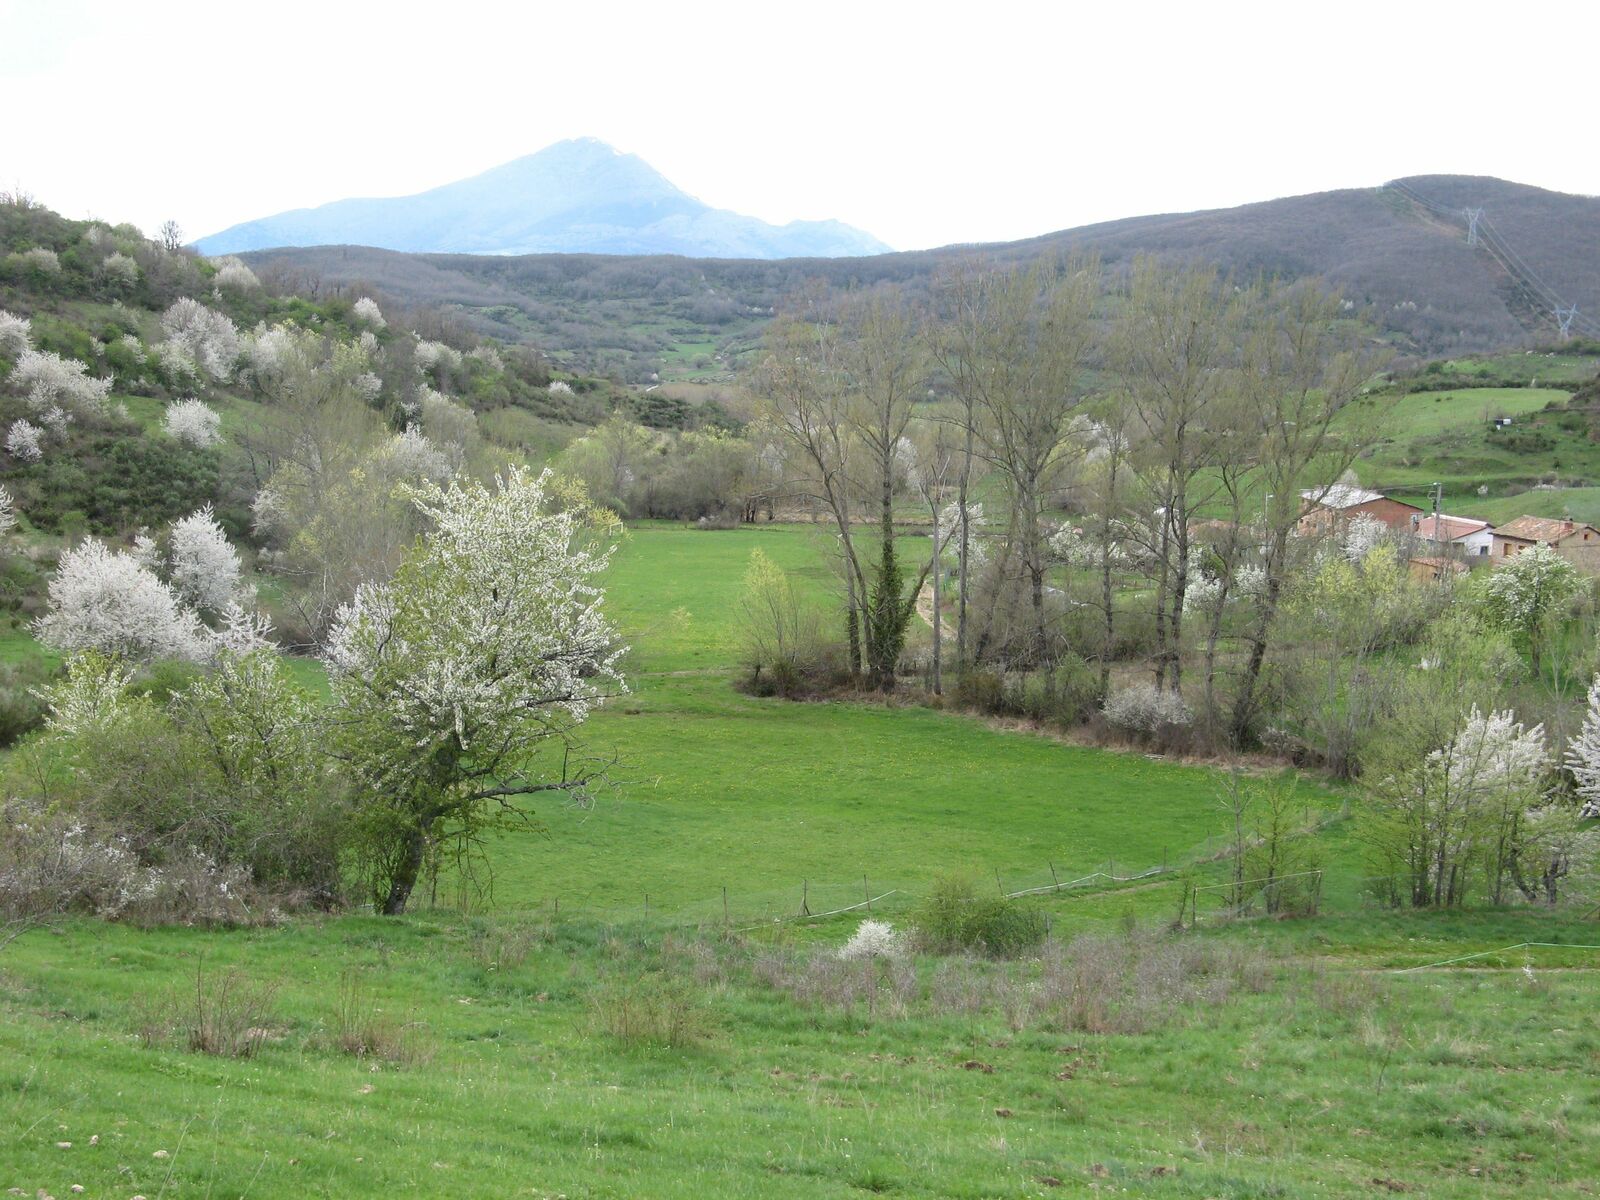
[160,298,240,382]
[210,257,259,290]
[36,513,268,663]
[9,349,111,418]
[163,397,222,448]
[0,485,15,536]
[6,420,42,462]
[100,252,139,287]
[352,297,385,329]
[1567,676,1600,811]
[35,539,211,662]
[0,308,30,357]
[1472,544,1581,669]
[324,468,625,914]
[167,505,246,613]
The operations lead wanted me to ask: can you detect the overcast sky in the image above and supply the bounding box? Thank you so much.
[3,0,1595,252]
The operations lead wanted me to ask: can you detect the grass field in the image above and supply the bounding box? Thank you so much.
[4,523,1600,1198]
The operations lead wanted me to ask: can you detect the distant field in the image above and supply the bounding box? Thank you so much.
[1376,386,1566,438]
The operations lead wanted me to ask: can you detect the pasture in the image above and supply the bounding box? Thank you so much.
[3,522,1599,1199]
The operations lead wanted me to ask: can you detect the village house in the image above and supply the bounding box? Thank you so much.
[1297,485,1423,536]
[1491,516,1600,574]
[1412,513,1495,558]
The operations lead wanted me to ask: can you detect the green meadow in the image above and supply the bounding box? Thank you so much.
[2,523,1598,1199]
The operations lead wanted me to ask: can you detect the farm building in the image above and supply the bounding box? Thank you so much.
[1412,513,1495,557]
[1408,555,1469,584]
[1491,516,1600,574]
[1297,485,1423,536]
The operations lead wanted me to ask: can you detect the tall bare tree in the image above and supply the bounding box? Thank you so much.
[935,259,1098,675]
[1112,258,1245,694]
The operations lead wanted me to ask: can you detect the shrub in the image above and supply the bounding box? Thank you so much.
[184,964,278,1057]
[330,971,433,1064]
[911,873,1047,958]
[591,972,714,1047]
[0,659,49,746]
[838,918,906,961]
[1102,683,1193,738]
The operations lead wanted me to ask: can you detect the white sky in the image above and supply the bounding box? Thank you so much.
[3,0,1596,253]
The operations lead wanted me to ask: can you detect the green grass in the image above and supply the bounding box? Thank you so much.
[5,523,1600,1197]
[2,916,1597,1198]
[1374,387,1566,438]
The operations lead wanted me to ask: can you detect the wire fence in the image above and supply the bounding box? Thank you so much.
[423,854,1180,932]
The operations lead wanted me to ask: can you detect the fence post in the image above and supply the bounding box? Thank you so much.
[864,876,872,912]
[800,879,810,917]
[994,868,1005,897]
[644,893,649,920]
[723,885,729,926]
[1049,861,1061,892]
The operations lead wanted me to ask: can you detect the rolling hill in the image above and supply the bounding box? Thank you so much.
[195,138,891,260]
[238,174,1600,378]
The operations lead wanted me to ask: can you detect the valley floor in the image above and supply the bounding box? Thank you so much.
[2,522,1598,1198]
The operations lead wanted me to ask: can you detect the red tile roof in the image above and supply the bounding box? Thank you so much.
[1414,514,1491,542]
[1495,516,1600,544]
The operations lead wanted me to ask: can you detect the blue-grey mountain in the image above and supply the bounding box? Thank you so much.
[195,139,891,260]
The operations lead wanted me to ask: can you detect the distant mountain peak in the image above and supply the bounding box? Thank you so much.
[194,139,890,260]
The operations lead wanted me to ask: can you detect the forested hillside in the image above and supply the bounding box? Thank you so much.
[241,174,1600,380]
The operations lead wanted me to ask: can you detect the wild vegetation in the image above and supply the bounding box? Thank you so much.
[2,190,1599,1198]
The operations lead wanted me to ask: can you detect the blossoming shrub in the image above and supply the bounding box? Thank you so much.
[1102,683,1193,744]
[838,919,906,961]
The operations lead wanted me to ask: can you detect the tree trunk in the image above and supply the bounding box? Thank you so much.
[931,500,943,695]
[381,825,430,915]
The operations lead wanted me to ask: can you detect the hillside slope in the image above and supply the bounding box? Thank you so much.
[196,138,891,260]
[239,175,1600,377]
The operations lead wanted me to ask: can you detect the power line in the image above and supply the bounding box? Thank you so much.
[1381,181,1600,340]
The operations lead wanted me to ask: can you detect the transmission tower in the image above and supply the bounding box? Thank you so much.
[1463,207,1484,247]
[1556,305,1580,339]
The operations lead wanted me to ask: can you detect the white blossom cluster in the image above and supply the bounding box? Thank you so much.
[9,348,111,421]
[1475,545,1579,634]
[377,426,453,483]
[414,339,462,374]
[0,308,32,357]
[210,257,260,290]
[418,387,474,471]
[101,252,139,286]
[1102,683,1193,734]
[241,322,298,386]
[0,484,16,535]
[1566,676,1600,807]
[15,247,60,274]
[7,419,43,462]
[837,919,906,961]
[352,296,385,328]
[167,505,246,613]
[160,298,241,382]
[1339,513,1389,562]
[1431,706,1547,798]
[36,538,213,662]
[468,344,503,371]
[325,468,625,762]
[547,380,574,397]
[164,397,222,448]
[354,371,383,404]
[36,512,268,663]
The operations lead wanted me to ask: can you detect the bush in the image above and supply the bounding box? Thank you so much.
[911,874,1047,958]
[590,972,714,1047]
[0,659,48,746]
[184,964,279,1057]
[1102,683,1193,739]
